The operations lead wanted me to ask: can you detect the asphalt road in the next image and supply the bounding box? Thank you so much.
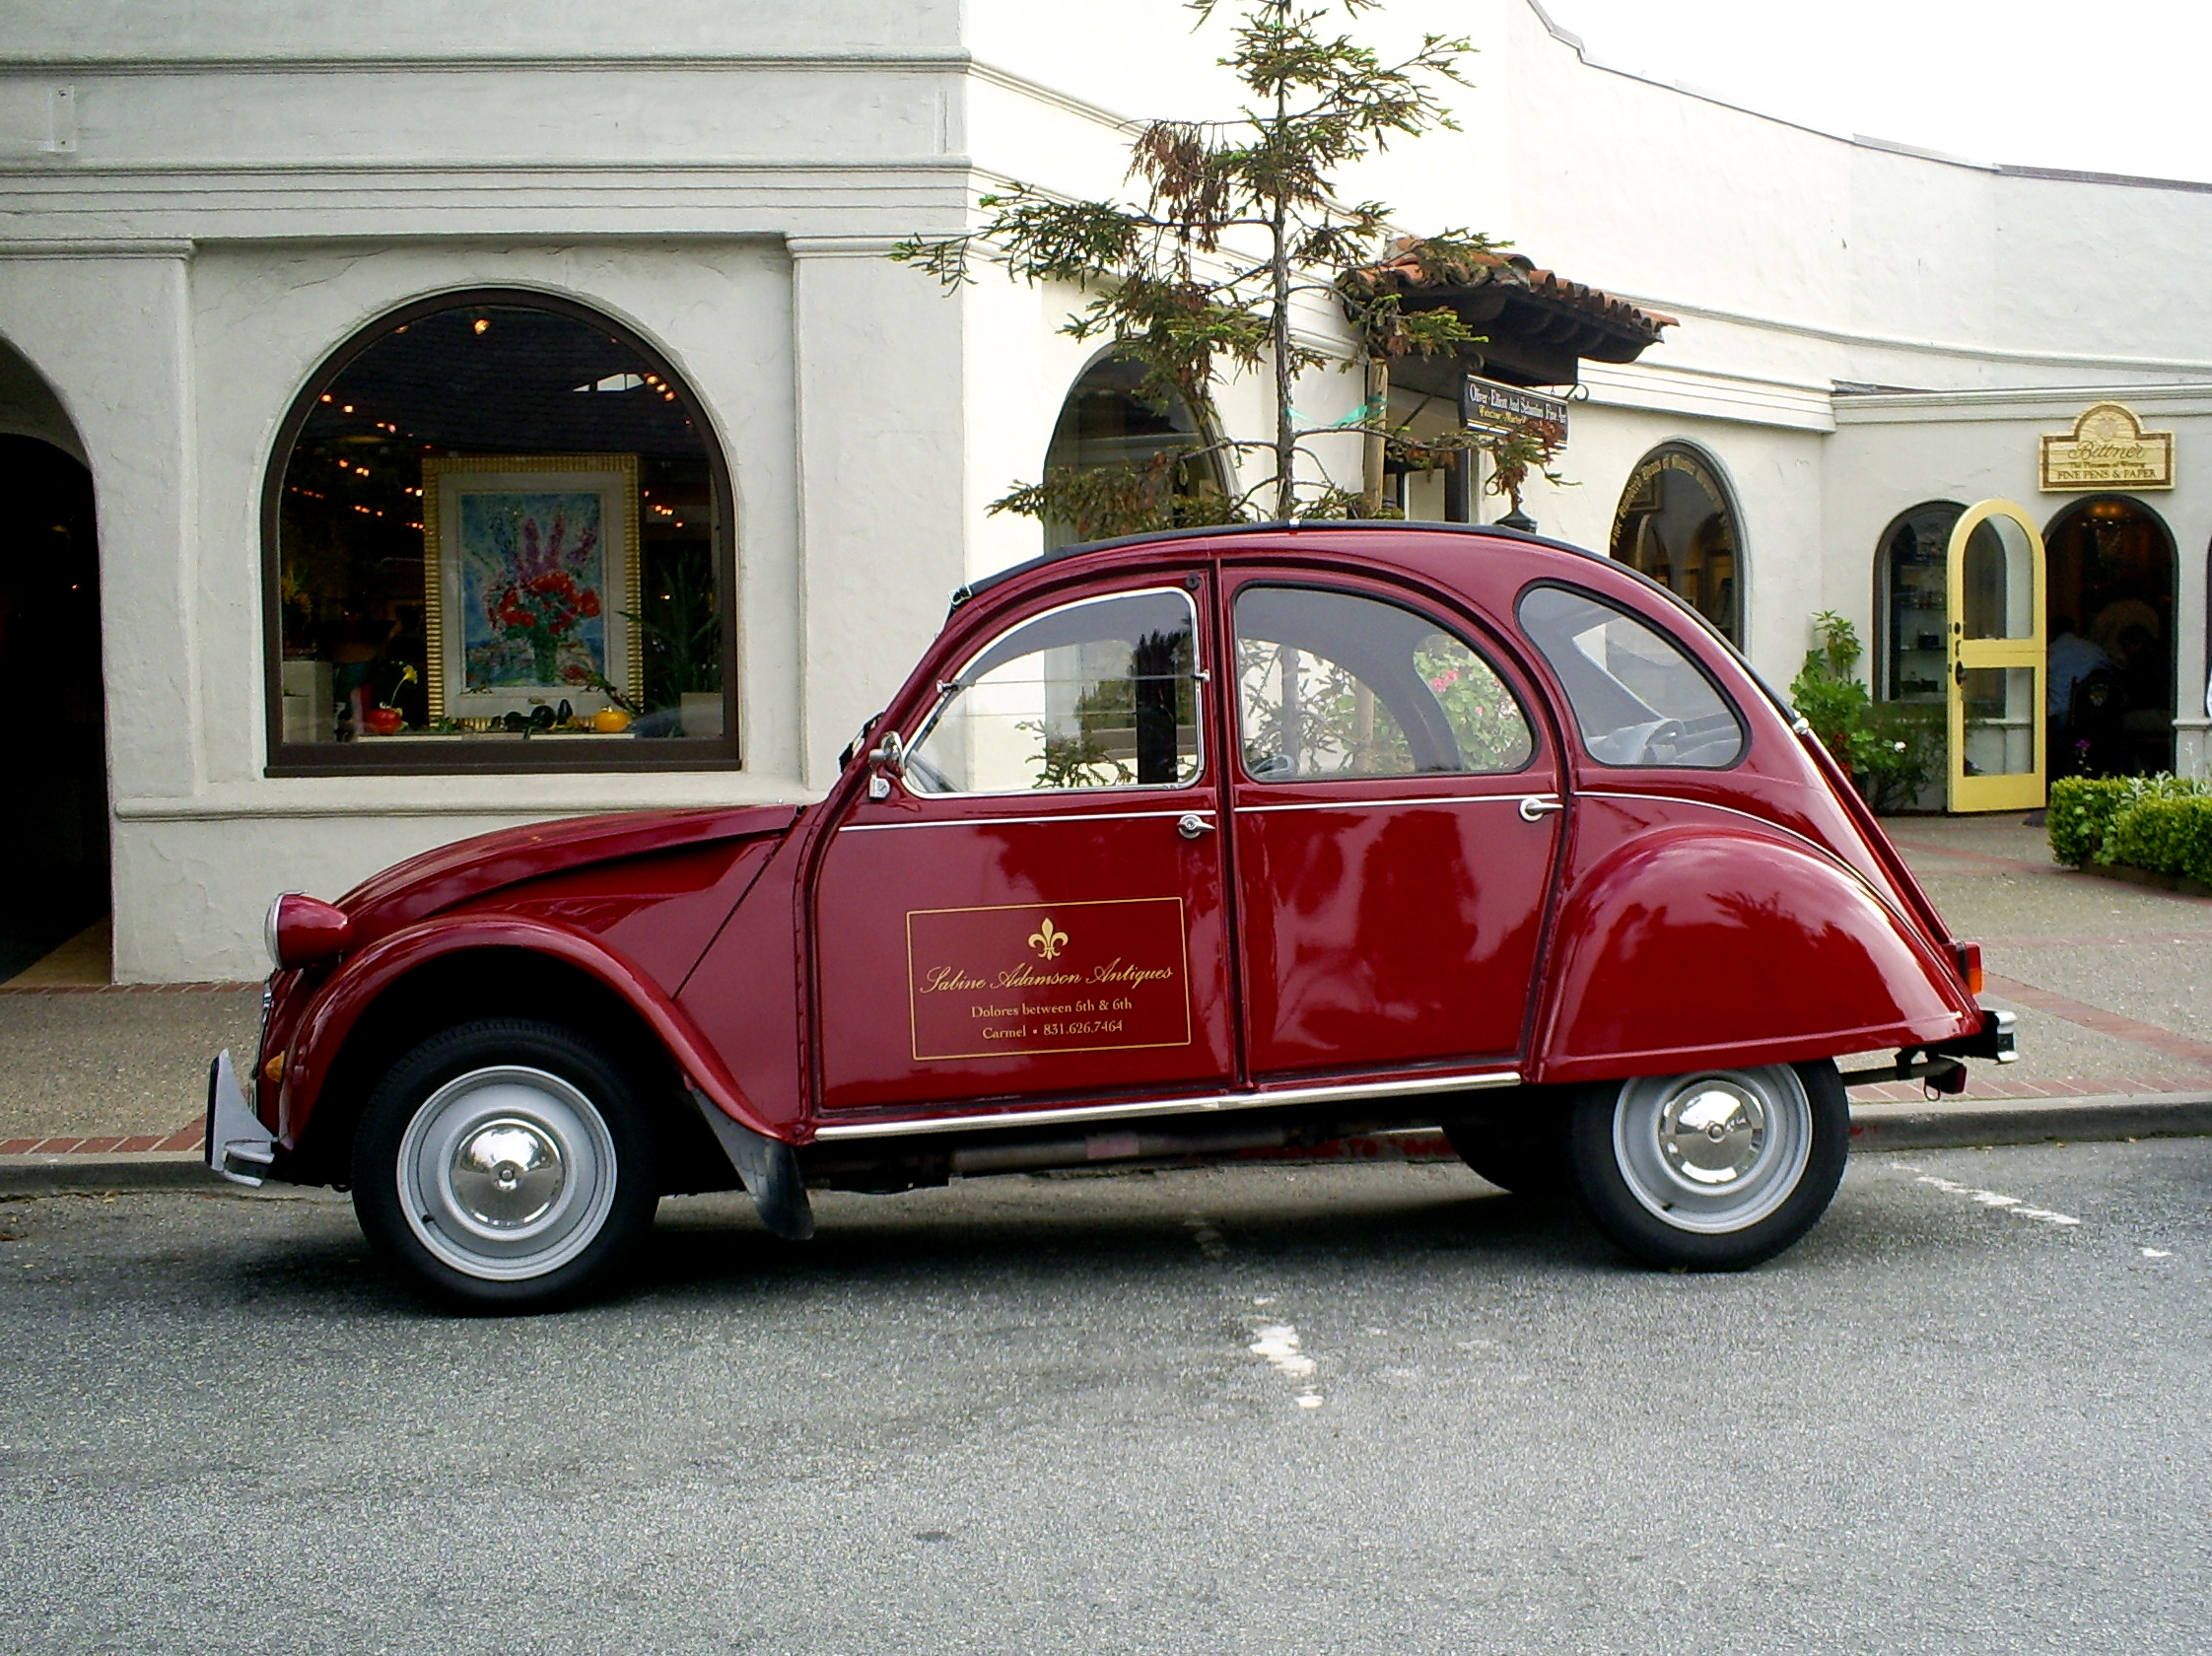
[3,1143,2209,1656]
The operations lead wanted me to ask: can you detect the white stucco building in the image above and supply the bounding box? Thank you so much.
[4,0,2211,981]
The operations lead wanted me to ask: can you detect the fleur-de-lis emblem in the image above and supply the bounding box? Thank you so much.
[1028,917,1069,960]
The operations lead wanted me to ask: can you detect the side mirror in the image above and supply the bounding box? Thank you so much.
[865,729,906,798]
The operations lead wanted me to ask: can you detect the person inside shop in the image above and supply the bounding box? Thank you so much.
[2047,614,2114,777]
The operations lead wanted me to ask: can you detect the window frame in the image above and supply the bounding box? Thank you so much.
[259,287,740,777]
[900,585,1210,798]
[1228,580,1539,783]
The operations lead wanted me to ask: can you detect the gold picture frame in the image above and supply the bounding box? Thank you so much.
[421,453,644,723]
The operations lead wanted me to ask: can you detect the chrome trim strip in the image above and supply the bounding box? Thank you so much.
[810,1068,1520,1140]
[842,807,1209,833]
[1232,794,1532,815]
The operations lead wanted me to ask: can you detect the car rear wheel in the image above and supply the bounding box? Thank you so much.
[1565,1061,1846,1270]
[352,1018,657,1312]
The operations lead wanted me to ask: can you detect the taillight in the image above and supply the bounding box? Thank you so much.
[1956,941,1984,997]
[265,892,351,970]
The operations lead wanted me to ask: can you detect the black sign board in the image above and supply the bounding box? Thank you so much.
[1461,375,1569,440]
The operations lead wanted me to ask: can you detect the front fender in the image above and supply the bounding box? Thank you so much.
[279,914,782,1144]
[1534,825,1980,1083]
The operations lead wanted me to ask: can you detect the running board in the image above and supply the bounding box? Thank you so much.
[809,1068,1521,1142]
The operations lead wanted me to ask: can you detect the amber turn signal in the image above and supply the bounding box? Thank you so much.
[265,891,352,970]
[262,1052,286,1085]
[1956,941,1984,997]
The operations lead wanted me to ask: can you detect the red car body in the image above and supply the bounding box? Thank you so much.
[213,523,2008,1304]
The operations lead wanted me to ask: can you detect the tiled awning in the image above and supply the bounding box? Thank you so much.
[1348,238,1676,391]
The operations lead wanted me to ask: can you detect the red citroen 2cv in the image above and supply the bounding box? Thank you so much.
[209,523,2012,1309]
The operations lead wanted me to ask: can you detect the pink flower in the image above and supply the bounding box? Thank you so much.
[1429,668,1460,692]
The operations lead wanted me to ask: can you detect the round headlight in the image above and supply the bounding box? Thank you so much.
[265,892,352,970]
[263,893,289,971]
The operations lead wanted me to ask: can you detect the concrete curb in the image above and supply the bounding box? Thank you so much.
[0,1152,225,1195]
[1846,1092,2212,1151]
[5,1093,2210,1195]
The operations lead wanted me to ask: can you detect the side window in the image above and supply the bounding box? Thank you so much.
[1234,586,1533,779]
[904,588,1202,794]
[1517,586,1746,768]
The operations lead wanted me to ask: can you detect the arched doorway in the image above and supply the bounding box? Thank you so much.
[1610,444,1742,645]
[0,434,105,982]
[2042,495,2175,776]
[1038,354,1226,551]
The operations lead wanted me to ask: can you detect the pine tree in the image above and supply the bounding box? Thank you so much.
[895,0,1508,535]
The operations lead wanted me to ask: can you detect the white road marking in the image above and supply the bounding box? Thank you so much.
[2141,1248,2173,1259]
[1250,1322,1324,1409]
[1911,1173,2082,1227]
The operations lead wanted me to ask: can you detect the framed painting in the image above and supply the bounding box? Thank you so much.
[421,454,644,723]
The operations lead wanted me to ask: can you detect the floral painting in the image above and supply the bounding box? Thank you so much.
[422,455,641,722]
[459,493,606,691]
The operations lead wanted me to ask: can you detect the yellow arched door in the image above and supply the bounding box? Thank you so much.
[1946,500,2046,812]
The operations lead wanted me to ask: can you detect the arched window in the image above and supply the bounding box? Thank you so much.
[1038,355,1226,551]
[1609,444,1742,645]
[263,290,734,773]
[1874,501,1964,703]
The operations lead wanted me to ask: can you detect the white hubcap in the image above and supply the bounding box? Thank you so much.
[396,1067,617,1281]
[1613,1067,1811,1234]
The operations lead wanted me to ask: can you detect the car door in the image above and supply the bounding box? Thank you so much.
[1224,573,1565,1080]
[811,580,1235,1120]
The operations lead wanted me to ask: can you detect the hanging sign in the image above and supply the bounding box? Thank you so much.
[2039,402,2174,491]
[1462,375,1568,442]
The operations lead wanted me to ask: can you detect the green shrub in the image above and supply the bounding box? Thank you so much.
[1788,611,1940,813]
[2106,795,2212,886]
[2046,777,2135,865]
[2050,773,2212,867]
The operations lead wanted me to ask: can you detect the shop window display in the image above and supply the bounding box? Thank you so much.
[267,293,732,772]
[1875,502,1964,704]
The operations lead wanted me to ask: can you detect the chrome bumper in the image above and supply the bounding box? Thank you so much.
[204,1049,277,1186]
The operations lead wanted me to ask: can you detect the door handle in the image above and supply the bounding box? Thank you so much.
[1176,812,1216,839]
[1518,794,1564,823]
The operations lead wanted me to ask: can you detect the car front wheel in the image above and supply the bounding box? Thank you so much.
[1565,1061,1846,1271]
[352,1018,657,1311]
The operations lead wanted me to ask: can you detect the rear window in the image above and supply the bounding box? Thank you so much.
[1517,586,1746,768]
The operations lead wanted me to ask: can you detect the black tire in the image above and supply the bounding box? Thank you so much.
[351,1018,658,1312]
[1564,1061,1847,1271]
[1442,1099,1569,1196]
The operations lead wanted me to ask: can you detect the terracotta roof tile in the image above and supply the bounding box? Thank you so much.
[1355,238,1677,344]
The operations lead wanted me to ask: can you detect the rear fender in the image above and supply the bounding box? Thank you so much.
[1534,825,1980,1083]
[279,914,780,1146]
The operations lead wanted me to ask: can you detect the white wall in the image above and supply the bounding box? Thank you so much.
[0,1,963,60]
